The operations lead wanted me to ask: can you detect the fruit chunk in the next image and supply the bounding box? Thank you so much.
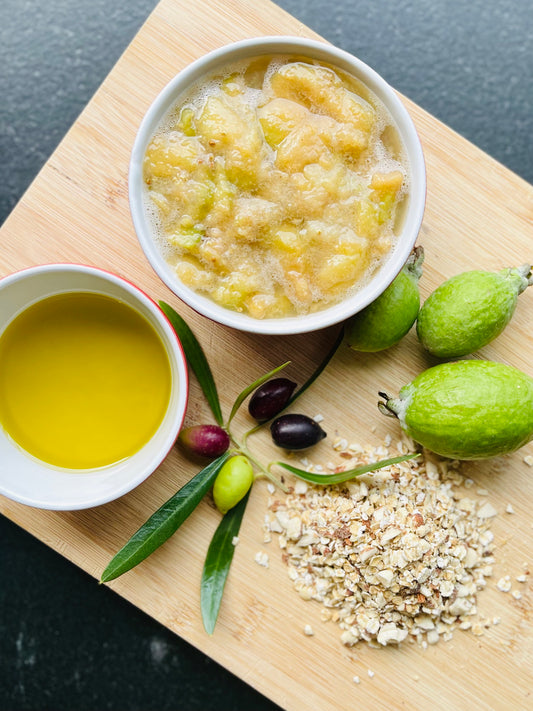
[269,62,375,133]
[258,97,368,158]
[195,94,263,188]
[144,133,205,178]
[257,98,309,148]
[275,123,332,172]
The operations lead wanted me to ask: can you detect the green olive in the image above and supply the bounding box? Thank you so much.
[213,454,254,514]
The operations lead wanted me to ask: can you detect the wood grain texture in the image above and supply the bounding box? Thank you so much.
[1,1,532,709]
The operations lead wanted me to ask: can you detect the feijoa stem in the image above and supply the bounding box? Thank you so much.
[377,391,401,418]
[500,264,532,294]
[405,245,425,281]
[516,264,533,289]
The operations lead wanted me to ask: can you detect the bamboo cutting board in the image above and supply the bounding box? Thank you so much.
[1,0,533,708]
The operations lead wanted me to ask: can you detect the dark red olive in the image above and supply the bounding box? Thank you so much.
[270,414,326,450]
[178,424,230,458]
[248,377,297,422]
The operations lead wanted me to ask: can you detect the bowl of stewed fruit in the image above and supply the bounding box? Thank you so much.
[129,36,426,335]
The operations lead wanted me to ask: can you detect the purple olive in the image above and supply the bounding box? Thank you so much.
[178,424,230,459]
[248,378,297,422]
[270,414,326,450]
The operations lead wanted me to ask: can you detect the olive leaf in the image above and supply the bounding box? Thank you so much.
[226,361,290,426]
[201,490,250,634]
[286,324,344,409]
[159,301,223,426]
[101,452,231,583]
[274,453,419,485]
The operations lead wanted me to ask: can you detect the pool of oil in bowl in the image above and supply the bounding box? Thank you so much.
[0,292,172,469]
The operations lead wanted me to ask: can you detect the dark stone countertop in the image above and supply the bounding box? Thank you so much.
[0,1,532,709]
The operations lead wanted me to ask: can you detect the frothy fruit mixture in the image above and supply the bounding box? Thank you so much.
[0,293,172,469]
[143,56,409,319]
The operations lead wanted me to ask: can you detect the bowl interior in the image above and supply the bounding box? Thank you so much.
[130,37,426,335]
[0,265,188,510]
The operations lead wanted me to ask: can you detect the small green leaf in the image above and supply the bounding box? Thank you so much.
[274,453,419,485]
[227,361,290,426]
[101,452,231,583]
[286,325,344,411]
[201,490,250,634]
[159,301,223,426]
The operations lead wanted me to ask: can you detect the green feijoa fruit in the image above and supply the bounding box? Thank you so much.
[379,360,533,460]
[346,246,424,352]
[213,454,254,515]
[417,264,532,358]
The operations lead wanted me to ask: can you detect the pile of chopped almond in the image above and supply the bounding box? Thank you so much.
[265,436,498,647]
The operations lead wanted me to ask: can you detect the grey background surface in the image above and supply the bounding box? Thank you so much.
[1,1,532,709]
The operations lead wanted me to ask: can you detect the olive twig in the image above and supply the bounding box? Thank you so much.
[225,420,288,492]
[237,439,289,493]
[241,423,262,446]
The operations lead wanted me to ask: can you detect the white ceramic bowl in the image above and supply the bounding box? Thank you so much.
[130,36,426,335]
[0,264,189,510]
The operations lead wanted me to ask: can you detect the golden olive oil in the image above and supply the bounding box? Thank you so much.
[0,292,172,469]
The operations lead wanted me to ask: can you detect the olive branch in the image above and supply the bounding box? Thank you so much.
[101,303,416,634]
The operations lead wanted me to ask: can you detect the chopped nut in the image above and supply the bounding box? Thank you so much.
[254,551,269,568]
[471,622,485,636]
[439,580,455,598]
[268,443,497,649]
[411,512,424,528]
[377,622,408,646]
[426,629,440,645]
[303,624,315,636]
[523,454,533,466]
[285,517,302,540]
[333,437,348,451]
[294,480,309,495]
[476,502,498,519]
[496,576,512,592]
[376,569,395,588]
[231,536,240,546]
[505,503,515,514]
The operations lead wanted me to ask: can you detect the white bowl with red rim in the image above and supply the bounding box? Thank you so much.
[0,264,189,510]
[129,36,426,335]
